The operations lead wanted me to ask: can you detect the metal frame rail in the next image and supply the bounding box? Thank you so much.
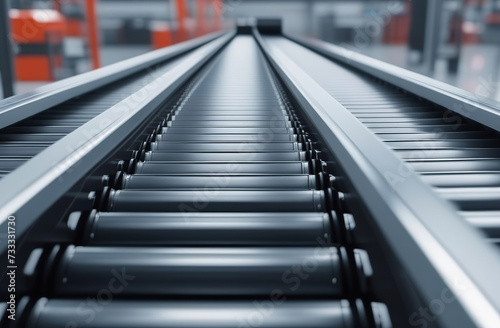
[253,28,500,327]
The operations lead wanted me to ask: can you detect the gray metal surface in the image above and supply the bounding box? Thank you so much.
[27,299,355,328]
[0,32,235,254]
[257,31,500,327]
[134,162,308,174]
[0,30,228,129]
[107,190,325,212]
[144,151,304,161]
[85,212,330,246]
[53,246,342,296]
[121,174,316,189]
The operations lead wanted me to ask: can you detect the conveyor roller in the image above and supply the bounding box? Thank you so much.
[51,246,343,296]
[9,35,390,328]
[83,212,333,246]
[26,299,366,328]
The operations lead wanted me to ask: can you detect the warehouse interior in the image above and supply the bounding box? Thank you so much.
[1,1,500,328]
[1,0,500,101]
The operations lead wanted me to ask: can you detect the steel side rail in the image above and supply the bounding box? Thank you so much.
[0,30,230,130]
[288,34,500,134]
[0,31,235,253]
[254,29,500,328]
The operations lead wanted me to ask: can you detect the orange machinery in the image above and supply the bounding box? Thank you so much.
[382,0,410,45]
[10,0,100,81]
[9,9,66,81]
[152,22,174,50]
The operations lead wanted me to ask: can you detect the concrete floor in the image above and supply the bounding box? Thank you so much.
[12,43,500,105]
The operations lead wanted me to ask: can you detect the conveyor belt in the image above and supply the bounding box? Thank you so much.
[0,56,184,179]
[17,36,389,328]
[263,37,500,244]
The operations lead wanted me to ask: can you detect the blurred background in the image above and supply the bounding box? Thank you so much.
[1,0,499,103]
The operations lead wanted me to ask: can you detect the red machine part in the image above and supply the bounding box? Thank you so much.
[152,22,173,50]
[10,9,66,81]
[176,0,189,42]
[85,0,100,69]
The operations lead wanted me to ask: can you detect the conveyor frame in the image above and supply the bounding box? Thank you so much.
[254,26,500,327]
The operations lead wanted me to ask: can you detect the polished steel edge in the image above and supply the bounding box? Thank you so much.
[0,31,235,253]
[255,29,500,327]
[287,34,500,133]
[0,30,232,129]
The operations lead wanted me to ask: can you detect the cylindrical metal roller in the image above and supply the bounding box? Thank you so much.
[36,113,106,120]
[348,106,429,113]
[172,115,288,121]
[0,159,29,171]
[166,120,291,128]
[174,110,286,116]
[0,140,52,145]
[174,105,284,115]
[84,211,332,246]
[438,187,500,211]
[388,140,500,149]
[151,142,301,151]
[461,211,500,238]
[365,122,474,129]
[52,246,343,296]
[0,133,65,142]
[158,133,296,142]
[366,113,447,120]
[179,100,281,103]
[408,159,500,172]
[370,126,472,133]
[396,149,500,160]
[107,189,325,212]
[421,173,500,188]
[121,174,316,190]
[354,112,441,118]
[0,146,47,156]
[162,127,295,134]
[134,162,309,175]
[376,131,493,140]
[22,118,93,125]
[184,101,281,105]
[144,151,304,162]
[2,126,78,134]
[26,299,363,328]
[358,117,446,124]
